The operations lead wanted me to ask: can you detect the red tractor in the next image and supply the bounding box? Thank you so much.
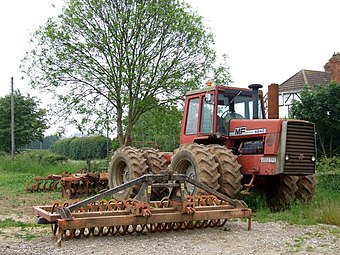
[109,84,317,210]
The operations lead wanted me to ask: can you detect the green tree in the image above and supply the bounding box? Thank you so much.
[21,0,219,146]
[25,135,60,150]
[291,82,340,158]
[131,105,182,151]
[51,137,73,157]
[0,92,48,152]
[212,54,233,85]
[52,136,110,160]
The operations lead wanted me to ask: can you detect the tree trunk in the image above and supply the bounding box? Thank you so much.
[329,133,333,158]
[116,106,124,146]
[124,116,133,146]
[319,135,328,158]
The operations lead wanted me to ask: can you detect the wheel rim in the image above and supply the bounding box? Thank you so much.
[185,165,196,195]
[113,161,130,194]
[122,166,130,183]
[174,159,197,195]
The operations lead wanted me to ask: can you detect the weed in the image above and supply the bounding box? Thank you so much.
[247,170,340,226]
[329,228,340,235]
[13,232,37,240]
[0,219,36,228]
[306,245,314,252]
[288,237,303,253]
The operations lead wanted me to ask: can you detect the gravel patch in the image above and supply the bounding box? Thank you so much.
[0,221,339,255]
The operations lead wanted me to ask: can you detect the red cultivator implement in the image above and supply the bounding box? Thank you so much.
[33,173,252,247]
[26,172,109,199]
[26,174,63,192]
[61,172,108,199]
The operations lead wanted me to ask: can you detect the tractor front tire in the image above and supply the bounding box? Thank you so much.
[267,175,298,211]
[295,174,317,203]
[170,143,220,196]
[207,145,242,198]
[108,146,148,200]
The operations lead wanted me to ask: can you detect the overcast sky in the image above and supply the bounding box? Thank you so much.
[0,0,339,134]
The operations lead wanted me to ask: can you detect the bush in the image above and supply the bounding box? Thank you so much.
[316,157,340,174]
[51,138,73,157]
[20,150,67,164]
[51,136,110,160]
[0,151,8,157]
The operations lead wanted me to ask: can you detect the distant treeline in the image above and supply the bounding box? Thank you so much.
[51,135,110,160]
[26,135,59,150]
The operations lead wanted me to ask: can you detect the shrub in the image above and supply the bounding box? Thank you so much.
[0,151,8,157]
[51,136,110,160]
[20,150,67,164]
[316,157,340,174]
[51,138,74,157]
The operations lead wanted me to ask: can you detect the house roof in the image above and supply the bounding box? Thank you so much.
[279,69,331,93]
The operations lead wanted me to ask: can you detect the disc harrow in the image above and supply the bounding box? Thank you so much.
[33,173,252,247]
[26,172,109,199]
[26,174,63,192]
[61,172,109,199]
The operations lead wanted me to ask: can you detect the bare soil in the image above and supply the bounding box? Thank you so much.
[0,192,339,255]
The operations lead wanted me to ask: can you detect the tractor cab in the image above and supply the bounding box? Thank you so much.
[181,84,265,145]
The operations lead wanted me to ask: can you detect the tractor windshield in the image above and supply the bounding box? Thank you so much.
[217,92,263,135]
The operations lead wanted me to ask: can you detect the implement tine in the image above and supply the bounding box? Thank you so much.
[173,174,248,208]
[64,174,150,214]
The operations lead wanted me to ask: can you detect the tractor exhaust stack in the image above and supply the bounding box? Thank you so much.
[248,84,263,119]
[268,83,279,119]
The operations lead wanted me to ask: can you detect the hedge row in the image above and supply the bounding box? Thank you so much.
[51,136,110,160]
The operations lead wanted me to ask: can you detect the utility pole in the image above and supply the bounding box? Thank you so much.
[11,77,15,159]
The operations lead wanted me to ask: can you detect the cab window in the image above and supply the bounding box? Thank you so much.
[185,98,199,135]
[200,95,214,134]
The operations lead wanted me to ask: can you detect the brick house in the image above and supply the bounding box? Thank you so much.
[279,53,340,117]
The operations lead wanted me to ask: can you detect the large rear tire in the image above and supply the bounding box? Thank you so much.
[296,175,317,203]
[140,148,169,174]
[108,146,148,200]
[140,148,170,199]
[267,175,298,211]
[170,143,220,195]
[207,144,243,198]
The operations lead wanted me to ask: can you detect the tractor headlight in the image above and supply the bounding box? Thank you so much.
[311,156,316,162]
[285,155,289,161]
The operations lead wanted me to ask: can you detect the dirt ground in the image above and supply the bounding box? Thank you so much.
[0,192,339,255]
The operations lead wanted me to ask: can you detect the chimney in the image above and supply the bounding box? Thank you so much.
[324,53,340,83]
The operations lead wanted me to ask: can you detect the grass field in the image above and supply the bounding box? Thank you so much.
[241,174,340,226]
[0,151,339,228]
